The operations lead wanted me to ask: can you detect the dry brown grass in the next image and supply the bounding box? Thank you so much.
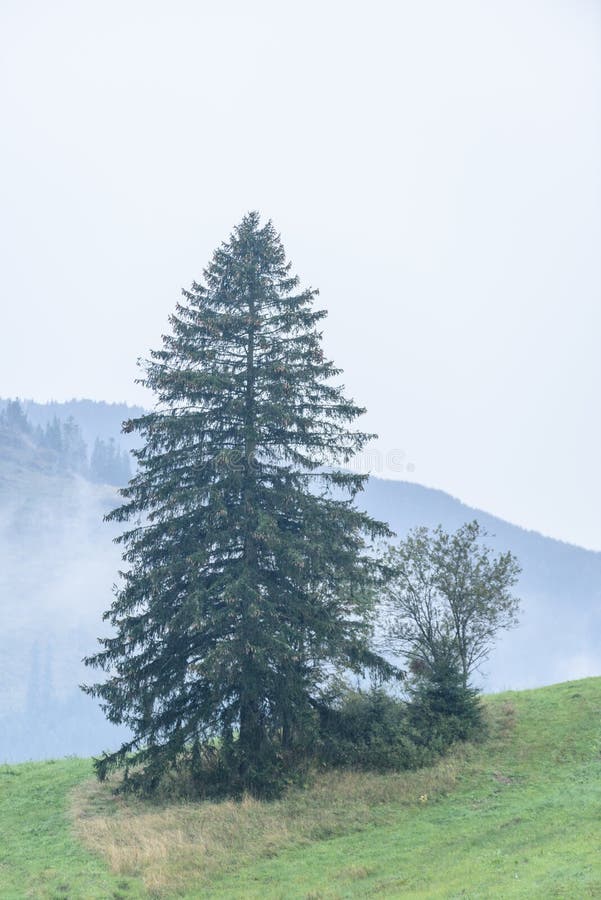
[70,704,512,897]
[70,758,460,895]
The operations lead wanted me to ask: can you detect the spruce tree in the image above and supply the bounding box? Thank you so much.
[84,212,393,797]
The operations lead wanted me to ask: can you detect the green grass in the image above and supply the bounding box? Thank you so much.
[0,757,145,899]
[2,678,600,898]
[203,678,601,898]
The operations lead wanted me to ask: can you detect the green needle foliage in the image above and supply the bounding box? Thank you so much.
[84,212,394,798]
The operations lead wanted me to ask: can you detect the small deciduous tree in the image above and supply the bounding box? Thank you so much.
[383,521,521,687]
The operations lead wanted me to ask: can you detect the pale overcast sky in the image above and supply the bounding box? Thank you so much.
[1,0,600,550]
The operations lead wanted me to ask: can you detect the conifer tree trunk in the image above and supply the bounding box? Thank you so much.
[239,289,263,777]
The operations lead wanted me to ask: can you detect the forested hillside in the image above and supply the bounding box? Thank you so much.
[0,398,145,454]
[0,399,599,762]
[0,399,133,485]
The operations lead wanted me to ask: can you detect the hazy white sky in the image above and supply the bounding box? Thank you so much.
[1,0,600,550]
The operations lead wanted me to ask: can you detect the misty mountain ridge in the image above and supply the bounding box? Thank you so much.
[0,397,145,452]
[0,398,599,762]
[0,398,134,486]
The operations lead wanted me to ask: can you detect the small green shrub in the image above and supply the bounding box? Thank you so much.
[315,651,485,774]
[316,688,423,771]
[406,654,485,752]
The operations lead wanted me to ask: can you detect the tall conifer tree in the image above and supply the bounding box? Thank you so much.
[84,213,393,796]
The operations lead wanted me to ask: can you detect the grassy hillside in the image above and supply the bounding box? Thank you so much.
[1,677,599,898]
